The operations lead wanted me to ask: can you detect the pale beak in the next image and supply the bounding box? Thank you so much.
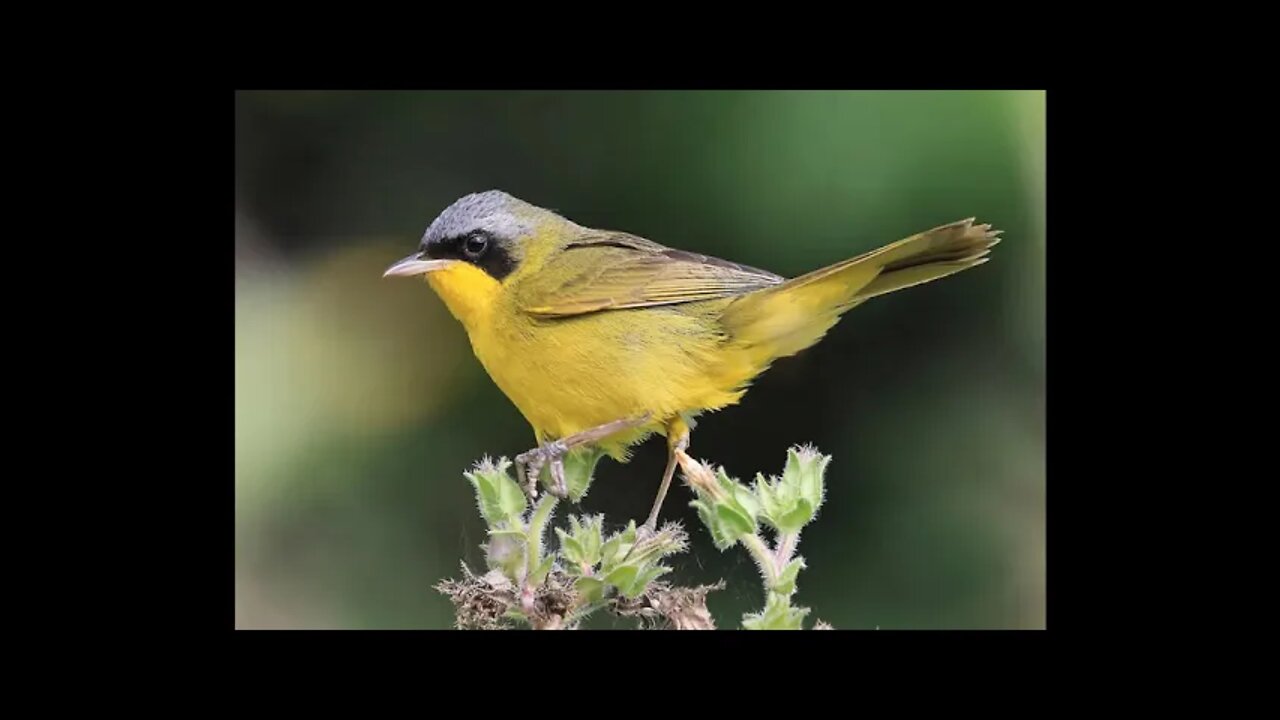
[383,254,459,278]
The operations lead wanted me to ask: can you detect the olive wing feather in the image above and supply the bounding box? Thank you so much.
[518,233,784,317]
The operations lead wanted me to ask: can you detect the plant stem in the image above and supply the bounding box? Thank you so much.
[525,494,558,584]
[740,533,779,589]
[774,531,799,568]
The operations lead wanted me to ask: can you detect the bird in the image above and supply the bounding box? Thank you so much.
[384,190,999,532]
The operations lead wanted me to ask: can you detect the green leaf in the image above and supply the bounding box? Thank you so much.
[575,576,607,605]
[603,564,638,591]
[716,503,757,540]
[755,474,782,522]
[531,555,555,585]
[563,447,604,502]
[732,485,761,523]
[692,499,736,550]
[558,515,607,575]
[620,521,638,543]
[600,534,625,567]
[784,446,830,516]
[713,466,743,497]
[580,516,603,562]
[497,463,527,515]
[743,595,811,630]
[623,566,670,599]
[557,529,586,566]
[484,532,525,578]
[600,521,638,568]
[466,462,527,528]
[773,499,814,535]
[771,557,806,596]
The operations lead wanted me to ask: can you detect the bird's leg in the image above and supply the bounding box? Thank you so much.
[643,419,691,535]
[516,442,562,499]
[515,414,652,500]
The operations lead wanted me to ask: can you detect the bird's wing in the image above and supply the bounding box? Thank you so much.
[518,232,784,317]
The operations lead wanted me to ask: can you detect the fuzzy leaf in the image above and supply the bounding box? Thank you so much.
[581,527,601,562]
[563,447,604,502]
[623,566,671,599]
[466,462,527,528]
[604,564,639,591]
[713,467,743,498]
[716,503,757,540]
[772,499,814,535]
[755,474,783,521]
[692,500,736,550]
[575,576,607,605]
[576,515,604,566]
[484,532,525,579]
[602,522,638,567]
[732,485,761,523]
[531,555,555,586]
[558,514,607,575]
[600,534,626,567]
[785,446,830,516]
[772,557,806,596]
[556,529,586,567]
[743,595,811,630]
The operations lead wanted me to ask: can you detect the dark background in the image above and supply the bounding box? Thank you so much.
[234,90,1045,629]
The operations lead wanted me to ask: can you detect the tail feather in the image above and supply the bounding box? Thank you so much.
[719,218,1000,366]
[856,219,1000,300]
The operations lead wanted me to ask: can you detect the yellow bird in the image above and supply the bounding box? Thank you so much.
[385,191,999,531]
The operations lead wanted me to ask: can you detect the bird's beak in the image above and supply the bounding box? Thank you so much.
[383,254,458,278]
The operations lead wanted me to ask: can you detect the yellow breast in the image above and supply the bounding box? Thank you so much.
[425,262,749,459]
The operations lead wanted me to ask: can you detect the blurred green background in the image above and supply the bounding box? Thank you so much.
[234,90,1045,629]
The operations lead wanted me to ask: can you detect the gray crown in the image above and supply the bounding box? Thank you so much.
[421,190,551,247]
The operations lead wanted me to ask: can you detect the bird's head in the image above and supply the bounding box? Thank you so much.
[384,190,573,328]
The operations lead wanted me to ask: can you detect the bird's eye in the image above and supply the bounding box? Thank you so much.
[464,233,488,259]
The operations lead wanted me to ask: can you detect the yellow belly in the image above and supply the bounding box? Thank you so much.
[471,301,746,459]
[423,262,764,460]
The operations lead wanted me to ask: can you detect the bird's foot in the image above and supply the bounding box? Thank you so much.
[515,413,654,500]
[516,440,571,499]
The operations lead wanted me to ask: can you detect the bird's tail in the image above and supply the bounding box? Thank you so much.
[719,218,1001,367]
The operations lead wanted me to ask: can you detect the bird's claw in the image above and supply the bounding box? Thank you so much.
[513,413,653,502]
[515,440,571,499]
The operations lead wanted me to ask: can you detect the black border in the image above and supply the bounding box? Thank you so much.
[132,87,1103,648]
